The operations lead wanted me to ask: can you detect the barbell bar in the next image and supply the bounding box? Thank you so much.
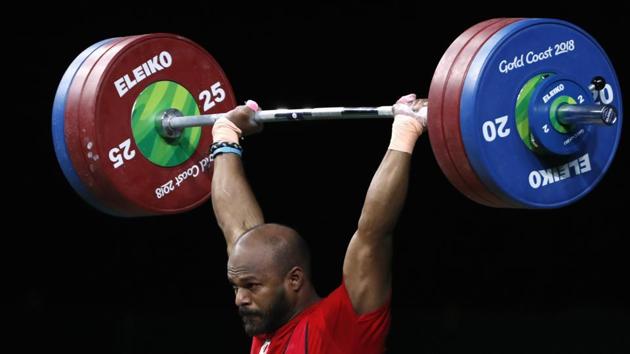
[158,101,616,140]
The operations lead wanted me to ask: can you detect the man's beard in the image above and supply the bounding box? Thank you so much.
[239,288,291,336]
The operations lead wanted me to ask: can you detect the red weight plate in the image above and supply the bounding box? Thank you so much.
[69,34,236,216]
[441,18,523,208]
[64,36,134,215]
[429,18,522,208]
[428,18,503,207]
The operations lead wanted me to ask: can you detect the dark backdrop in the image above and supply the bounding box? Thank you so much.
[16,2,628,353]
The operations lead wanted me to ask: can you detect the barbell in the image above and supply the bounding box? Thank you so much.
[52,18,623,216]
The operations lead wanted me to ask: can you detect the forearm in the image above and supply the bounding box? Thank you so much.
[357,149,411,240]
[211,153,264,253]
[342,148,410,312]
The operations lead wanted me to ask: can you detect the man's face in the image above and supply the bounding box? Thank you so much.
[228,248,292,336]
[234,277,291,336]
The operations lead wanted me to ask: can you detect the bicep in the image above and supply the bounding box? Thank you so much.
[342,231,393,314]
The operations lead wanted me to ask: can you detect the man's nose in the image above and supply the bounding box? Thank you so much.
[235,288,251,307]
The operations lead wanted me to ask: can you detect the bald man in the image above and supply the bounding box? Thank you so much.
[210,95,427,354]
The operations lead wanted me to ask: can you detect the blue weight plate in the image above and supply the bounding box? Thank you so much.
[460,18,622,208]
[52,37,119,213]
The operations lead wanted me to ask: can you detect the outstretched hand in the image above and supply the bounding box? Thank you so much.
[392,94,428,135]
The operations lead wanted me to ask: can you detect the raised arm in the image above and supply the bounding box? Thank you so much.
[211,101,264,255]
[343,94,427,314]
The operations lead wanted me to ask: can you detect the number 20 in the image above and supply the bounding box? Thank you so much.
[482,115,510,142]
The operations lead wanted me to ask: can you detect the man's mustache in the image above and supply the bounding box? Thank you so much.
[239,308,263,317]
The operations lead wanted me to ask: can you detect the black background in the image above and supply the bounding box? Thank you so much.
[17,2,628,353]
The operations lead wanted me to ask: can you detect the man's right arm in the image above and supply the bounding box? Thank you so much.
[210,103,264,255]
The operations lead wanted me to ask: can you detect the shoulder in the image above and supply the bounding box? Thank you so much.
[298,283,391,353]
[310,282,391,327]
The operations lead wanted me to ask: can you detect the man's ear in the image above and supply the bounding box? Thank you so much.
[286,266,304,291]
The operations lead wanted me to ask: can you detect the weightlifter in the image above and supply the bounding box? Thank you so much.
[210,94,427,353]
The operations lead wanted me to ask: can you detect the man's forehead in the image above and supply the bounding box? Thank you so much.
[227,271,258,282]
[228,251,270,276]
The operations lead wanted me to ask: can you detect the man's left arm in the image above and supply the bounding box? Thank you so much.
[343,94,426,314]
